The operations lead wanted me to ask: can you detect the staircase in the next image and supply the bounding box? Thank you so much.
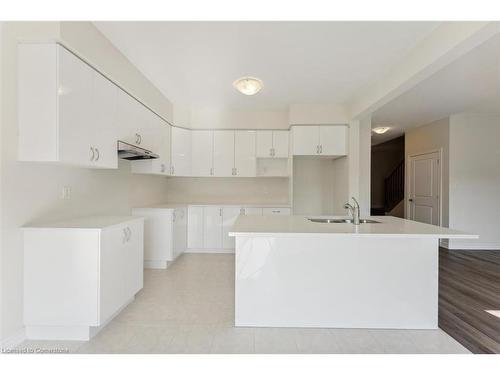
[384,161,404,213]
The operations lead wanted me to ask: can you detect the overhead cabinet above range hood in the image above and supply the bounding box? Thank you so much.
[117,141,159,160]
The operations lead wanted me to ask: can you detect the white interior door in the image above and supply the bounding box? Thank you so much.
[408,151,441,225]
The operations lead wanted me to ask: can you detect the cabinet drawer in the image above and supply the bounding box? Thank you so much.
[262,207,291,215]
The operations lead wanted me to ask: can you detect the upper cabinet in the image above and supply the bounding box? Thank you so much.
[191,130,214,177]
[256,130,289,158]
[213,131,235,177]
[234,131,256,177]
[292,125,348,157]
[131,119,171,176]
[18,43,118,169]
[171,126,192,176]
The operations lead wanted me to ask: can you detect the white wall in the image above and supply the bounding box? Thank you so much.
[288,103,350,125]
[0,22,171,346]
[292,157,348,216]
[190,107,289,130]
[405,117,450,227]
[448,113,500,250]
[165,177,290,205]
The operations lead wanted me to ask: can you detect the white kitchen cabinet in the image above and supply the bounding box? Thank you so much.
[187,206,204,249]
[292,125,347,156]
[222,207,242,249]
[213,131,235,177]
[23,216,144,340]
[242,207,263,215]
[171,126,192,176]
[191,130,214,176]
[18,43,118,169]
[319,125,348,156]
[131,120,171,176]
[256,130,289,158]
[234,131,256,177]
[132,206,187,269]
[262,207,291,215]
[203,206,223,249]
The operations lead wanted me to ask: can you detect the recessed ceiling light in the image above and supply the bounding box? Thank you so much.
[233,77,263,96]
[373,127,390,134]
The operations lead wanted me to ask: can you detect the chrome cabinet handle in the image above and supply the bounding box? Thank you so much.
[90,146,95,161]
[171,165,175,175]
[127,227,131,241]
[173,211,176,222]
[123,228,128,243]
[138,134,142,144]
[210,167,213,176]
[409,198,414,202]
[316,145,319,154]
[319,145,323,154]
[219,208,222,216]
[95,148,100,161]
[234,168,237,176]
[270,148,273,157]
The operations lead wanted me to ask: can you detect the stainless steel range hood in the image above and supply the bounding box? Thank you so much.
[117,141,159,160]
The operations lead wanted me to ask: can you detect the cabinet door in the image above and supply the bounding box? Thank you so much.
[172,208,187,259]
[123,220,144,298]
[57,45,94,167]
[116,89,141,145]
[99,226,127,324]
[262,207,291,215]
[319,126,348,156]
[243,207,263,215]
[222,207,241,249]
[90,70,118,169]
[256,131,273,158]
[171,126,192,176]
[292,126,320,155]
[213,131,234,177]
[234,131,256,177]
[273,131,289,158]
[187,206,204,249]
[191,131,213,176]
[203,206,223,249]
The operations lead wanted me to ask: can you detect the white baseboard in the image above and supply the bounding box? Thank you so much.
[144,260,168,269]
[1,328,26,350]
[185,248,235,254]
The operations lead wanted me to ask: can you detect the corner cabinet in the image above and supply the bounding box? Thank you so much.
[132,206,187,269]
[23,216,144,341]
[292,125,348,157]
[18,43,118,169]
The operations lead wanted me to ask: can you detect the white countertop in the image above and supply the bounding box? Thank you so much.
[229,215,478,239]
[23,215,142,230]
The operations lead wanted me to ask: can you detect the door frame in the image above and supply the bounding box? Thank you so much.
[406,148,443,226]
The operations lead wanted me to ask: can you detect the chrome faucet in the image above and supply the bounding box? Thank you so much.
[344,197,361,225]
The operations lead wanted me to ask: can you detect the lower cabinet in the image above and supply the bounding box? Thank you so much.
[132,206,187,269]
[23,216,144,340]
[187,205,290,253]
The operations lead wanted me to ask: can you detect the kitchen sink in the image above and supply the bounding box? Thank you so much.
[308,218,380,224]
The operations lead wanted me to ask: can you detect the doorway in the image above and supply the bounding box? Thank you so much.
[407,150,442,225]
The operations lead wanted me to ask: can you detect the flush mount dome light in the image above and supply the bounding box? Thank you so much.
[233,77,263,95]
[373,127,390,134]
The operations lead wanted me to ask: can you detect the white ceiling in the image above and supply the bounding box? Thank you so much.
[371,33,500,145]
[94,21,438,111]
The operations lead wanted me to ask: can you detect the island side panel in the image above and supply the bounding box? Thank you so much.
[234,236,438,329]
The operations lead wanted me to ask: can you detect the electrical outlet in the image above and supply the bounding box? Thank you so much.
[61,186,71,200]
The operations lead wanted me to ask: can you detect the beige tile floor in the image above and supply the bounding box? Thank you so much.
[16,254,470,354]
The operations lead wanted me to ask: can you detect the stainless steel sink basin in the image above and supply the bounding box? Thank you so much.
[308,218,380,224]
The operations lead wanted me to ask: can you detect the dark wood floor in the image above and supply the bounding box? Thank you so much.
[439,248,500,353]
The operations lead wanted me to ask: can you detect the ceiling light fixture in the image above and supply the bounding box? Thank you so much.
[233,77,263,96]
[372,127,390,134]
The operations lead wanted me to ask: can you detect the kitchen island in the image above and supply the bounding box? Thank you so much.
[229,215,477,329]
